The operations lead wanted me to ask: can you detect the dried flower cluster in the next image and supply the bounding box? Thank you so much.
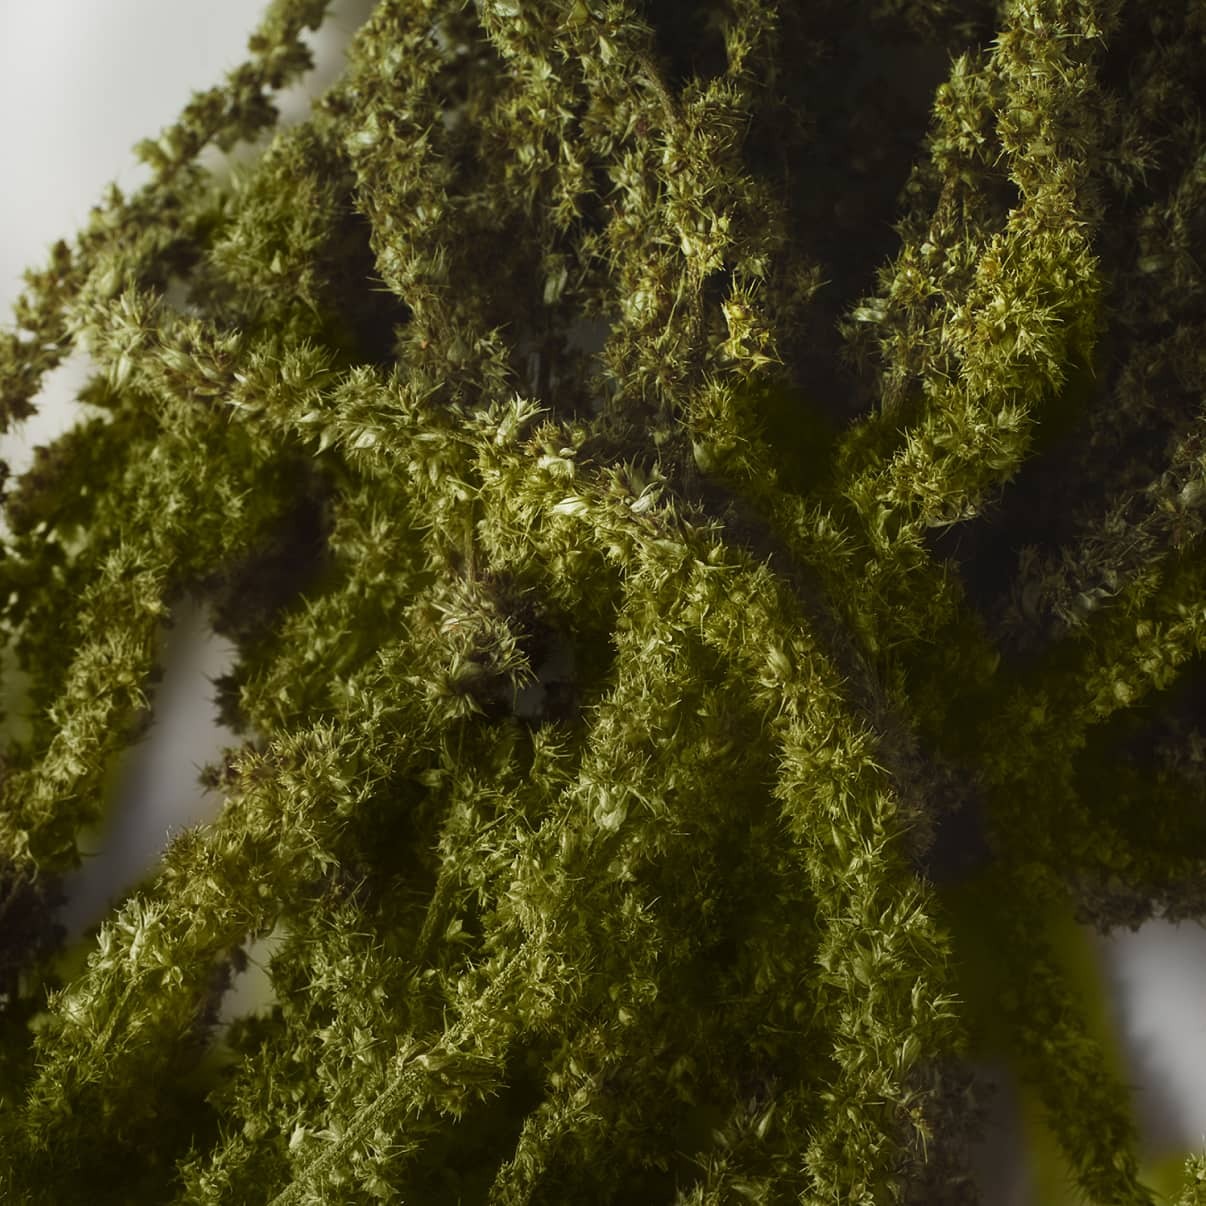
[1,0,1205,1201]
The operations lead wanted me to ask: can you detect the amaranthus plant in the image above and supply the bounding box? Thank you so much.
[1,0,1205,1202]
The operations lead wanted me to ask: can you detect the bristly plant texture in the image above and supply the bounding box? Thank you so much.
[1,0,1205,1200]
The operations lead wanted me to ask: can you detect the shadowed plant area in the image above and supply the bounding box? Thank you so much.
[2,0,1206,1201]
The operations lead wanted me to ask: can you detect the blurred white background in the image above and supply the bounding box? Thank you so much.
[0,3,1204,1201]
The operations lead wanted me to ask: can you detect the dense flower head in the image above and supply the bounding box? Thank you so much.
[1,0,1205,1202]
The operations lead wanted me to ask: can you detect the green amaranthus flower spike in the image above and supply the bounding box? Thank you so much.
[2,0,1205,1201]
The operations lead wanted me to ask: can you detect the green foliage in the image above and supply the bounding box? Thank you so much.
[2,0,1206,1201]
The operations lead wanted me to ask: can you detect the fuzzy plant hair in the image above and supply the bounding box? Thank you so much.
[2,0,1206,1202]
